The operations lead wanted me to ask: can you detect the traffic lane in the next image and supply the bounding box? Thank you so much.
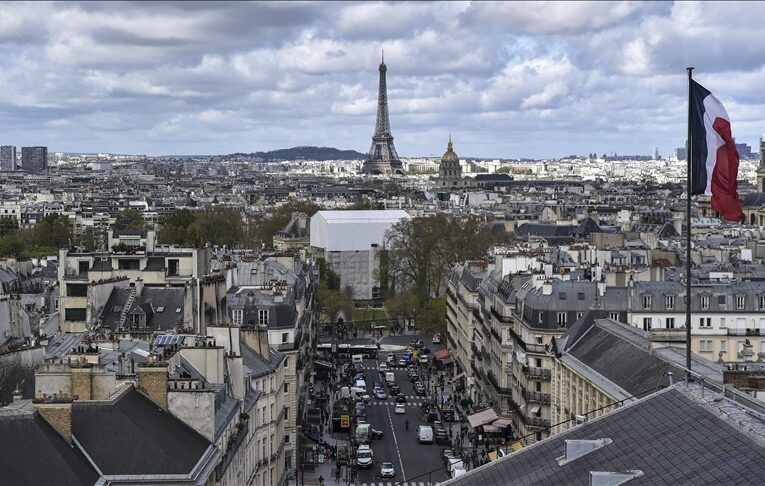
[386,365,449,484]
[358,363,401,483]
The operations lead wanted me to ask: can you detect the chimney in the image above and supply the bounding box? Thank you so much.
[36,398,73,444]
[241,326,271,362]
[12,384,23,402]
[542,280,553,296]
[71,365,92,401]
[137,358,169,409]
[135,278,144,298]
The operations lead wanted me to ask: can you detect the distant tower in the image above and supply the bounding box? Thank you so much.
[361,54,404,175]
[438,135,462,187]
[757,136,765,192]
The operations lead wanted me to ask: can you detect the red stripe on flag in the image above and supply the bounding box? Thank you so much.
[710,117,743,222]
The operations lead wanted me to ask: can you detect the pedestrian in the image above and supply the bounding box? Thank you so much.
[318,474,324,486]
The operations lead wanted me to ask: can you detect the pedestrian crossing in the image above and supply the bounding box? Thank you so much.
[367,400,428,407]
[357,482,437,486]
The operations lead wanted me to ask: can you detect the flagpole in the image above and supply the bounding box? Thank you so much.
[686,66,694,377]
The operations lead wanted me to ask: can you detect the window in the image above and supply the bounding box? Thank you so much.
[699,340,713,353]
[559,292,566,300]
[699,317,711,328]
[557,312,567,327]
[643,317,652,331]
[232,309,243,325]
[718,295,726,305]
[285,434,290,444]
[609,312,619,321]
[576,312,584,320]
[759,318,765,330]
[175,307,181,313]
[577,292,585,301]
[281,332,288,343]
[270,377,274,392]
[720,317,726,328]
[666,317,675,329]
[538,312,543,324]
[65,308,87,322]
[535,335,543,345]
[665,295,675,310]
[720,340,727,353]
[283,383,289,394]
[259,309,269,326]
[270,403,274,421]
[167,259,179,276]
[736,318,746,329]
[759,296,765,310]
[156,306,165,313]
[736,295,745,309]
[701,296,709,310]
[535,358,542,368]
[284,357,290,369]
[284,407,289,421]
[642,295,652,310]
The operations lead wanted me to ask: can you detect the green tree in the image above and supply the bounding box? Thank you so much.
[384,214,495,300]
[188,207,244,247]
[417,296,446,335]
[384,290,419,325]
[115,208,146,230]
[317,283,353,321]
[158,209,196,245]
[0,216,18,237]
[316,257,341,291]
[32,214,71,248]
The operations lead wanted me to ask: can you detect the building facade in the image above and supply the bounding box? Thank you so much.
[0,145,16,171]
[21,146,47,173]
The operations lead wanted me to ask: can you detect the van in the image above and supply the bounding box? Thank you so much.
[350,387,367,401]
[417,425,434,444]
[355,379,367,392]
[352,354,364,365]
[355,424,371,444]
[385,372,395,385]
[339,386,350,400]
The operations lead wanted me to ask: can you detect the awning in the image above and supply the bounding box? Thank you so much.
[314,360,333,368]
[440,357,454,365]
[450,372,466,383]
[491,417,513,428]
[468,408,498,428]
[435,349,450,360]
[529,404,541,414]
[482,424,501,433]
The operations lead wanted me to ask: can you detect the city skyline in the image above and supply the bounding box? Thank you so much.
[1,1,765,158]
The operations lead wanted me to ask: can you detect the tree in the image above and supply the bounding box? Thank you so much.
[316,257,341,291]
[32,214,71,248]
[188,207,244,247]
[158,209,196,245]
[417,296,446,335]
[384,290,418,326]
[317,283,353,321]
[384,214,495,300]
[114,208,146,230]
[0,216,18,237]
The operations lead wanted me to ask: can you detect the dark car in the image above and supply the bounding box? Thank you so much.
[425,410,439,423]
[410,340,425,349]
[355,403,367,419]
[421,399,434,411]
[409,374,419,383]
[390,385,401,396]
[420,347,431,355]
[435,428,449,444]
[415,383,426,396]
[355,372,365,381]
[395,395,407,403]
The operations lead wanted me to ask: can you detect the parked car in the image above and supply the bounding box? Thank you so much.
[380,462,395,478]
[357,445,374,468]
[394,403,406,414]
[435,428,449,445]
[442,449,457,464]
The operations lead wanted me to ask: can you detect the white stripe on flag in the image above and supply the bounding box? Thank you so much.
[702,93,730,195]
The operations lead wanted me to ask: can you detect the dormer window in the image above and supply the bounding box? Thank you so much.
[701,295,709,310]
[759,296,765,311]
[736,295,745,310]
[665,295,675,310]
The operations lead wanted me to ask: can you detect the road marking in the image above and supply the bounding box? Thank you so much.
[384,402,407,482]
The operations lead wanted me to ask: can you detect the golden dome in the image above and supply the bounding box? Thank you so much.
[441,135,459,164]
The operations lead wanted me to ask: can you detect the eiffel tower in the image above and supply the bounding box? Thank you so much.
[361,54,404,175]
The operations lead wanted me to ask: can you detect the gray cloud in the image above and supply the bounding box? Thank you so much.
[0,1,763,158]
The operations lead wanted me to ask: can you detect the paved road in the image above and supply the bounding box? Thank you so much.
[353,335,452,486]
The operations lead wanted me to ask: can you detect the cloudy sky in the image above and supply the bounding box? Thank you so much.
[1,1,764,159]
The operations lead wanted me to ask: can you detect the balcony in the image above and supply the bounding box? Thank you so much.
[471,342,482,360]
[473,308,483,325]
[523,390,551,405]
[728,328,763,336]
[525,416,551,428]
[486,370,513,396]
[490,306,513,324]
[524,367,552,381]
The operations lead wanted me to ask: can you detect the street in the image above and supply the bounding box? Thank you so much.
[354,334,455,486]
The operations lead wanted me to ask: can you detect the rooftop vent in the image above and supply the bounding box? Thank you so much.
[589,470,644,486]
[557,438,612,466]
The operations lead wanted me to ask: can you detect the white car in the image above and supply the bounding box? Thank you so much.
[394,403,406,414]
[432,334,442,344]
[374,388,387,399]
[357,445,374,468]
[380,462,395,478]
[378,363,389,373]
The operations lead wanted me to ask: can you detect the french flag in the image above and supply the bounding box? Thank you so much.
[689,80,743,222]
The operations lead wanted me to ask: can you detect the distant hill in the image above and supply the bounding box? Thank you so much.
[229,146,366,162]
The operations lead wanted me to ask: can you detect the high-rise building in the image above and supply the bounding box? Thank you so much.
[0,145,16,171]
[360,54,404,175]
[21,146,48,173]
